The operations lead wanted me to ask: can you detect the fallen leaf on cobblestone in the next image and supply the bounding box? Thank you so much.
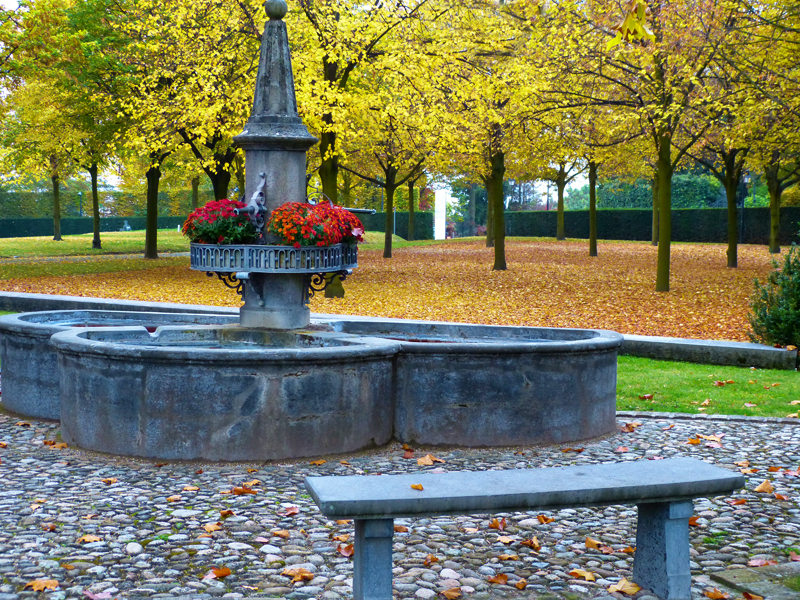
[537,515,554,524]
[77,535,100,543]
[403,450,414,458]
[84,592,112,599]
[621,546,636,553]
[561,447,584,453]
[183,486,199,491]
[337,543,354,557]
[754,480,774,493]
[727,499,747,506]
[662,424,675,430]
[498,554,518,561]
[204,522,222,533]
[167,495,181,502]
[608,578,640,594]
[698,434,723,442]
[335,519,350,524]
[497,536,514,544]
[775,493,789,501]
[441,588,462,599]
[24,580,59,591]
[81,514,97,520]
[703,589,730,599]
[789,551,800,561]
[278,506,300,516]
[0,442,6,448]
[487,574,508,585]
[747,558,777,566]
[520,537,541,551]
[736,460,750,467]
[585,537,601,549]
[16,421,31,427]
[417,454,445,466]
[244,479,260,487]
[688,438,702,445]
[619,423,641,433]
[204,567,232,579]
[309,460,326,466]
[41,523,56,532]
[488,518,506,530]
[232,486,257,495]
[101,478,117,485]
[569,569,596,581]
[273,530,290,538]
[689,517,700,526]
[332,534,350,541]
[615,446,629,452]
[393,526,407,533]
[768,466,783,472]
[220,509,234,517]
[424,554,439,566]
[742,593,764,600]
[515,579,527,590]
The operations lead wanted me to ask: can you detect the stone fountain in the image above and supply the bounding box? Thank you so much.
[1,0,622,461]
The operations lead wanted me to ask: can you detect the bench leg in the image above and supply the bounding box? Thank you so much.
[353,518,394,600]
[633,500,693,600]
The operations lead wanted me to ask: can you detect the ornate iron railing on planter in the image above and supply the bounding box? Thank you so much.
[190,243,358,273]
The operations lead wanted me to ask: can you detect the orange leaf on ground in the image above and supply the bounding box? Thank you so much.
[183,486,199,491]
[742,594,763,600]
[279,506,300,516]
[331,534,349,542]
[561,447,584,453]
[620,422,641,432]
[498,554,519,561]
[417,454,445,466]
[393,526,408,533]
[689,516,700,526]
[424,554,439,566]
[703,589,729,599]
[204,567,231,579]
[585,537,601,549]
[101,478,117,485]
[77,535,101,543]
[488,517,506,531]
[687,438,702,445]
[232,486,257,495]
[789,551,800,562]
[727,498,747,506]
[621,546,636,554]
[403,450,414,459]
[204,522,222,533]
[537,515,554,524]
[748,558,777,567]
[337,544,354,557]
[775,493,789,501]
[638,394,653,400]
[608,578,641,595]
[569,569,596,581]
[441,588,462,599]
[662,424,675,430]
[754,480,774,493]
[281,567,314,583]
[515,579,527,590]
[497,536,514,544]
[487,574,508,585]
[309,459,326,466]
[220,509,234,517]
[24,580,59,591]
[273,530,290,538]
[520,537,541,551]
[167,495,181,502]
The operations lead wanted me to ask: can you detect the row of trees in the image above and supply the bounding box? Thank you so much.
[1,0,799,290]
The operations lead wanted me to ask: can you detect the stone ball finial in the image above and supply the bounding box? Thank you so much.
[265,0,288,20]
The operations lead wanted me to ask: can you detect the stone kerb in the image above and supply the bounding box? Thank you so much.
[0,310,238,420]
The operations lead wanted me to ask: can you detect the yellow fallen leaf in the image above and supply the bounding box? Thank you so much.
[309,459,327,466]
[585,536,601,549]
[101,478,117,485]
[569,569,596,581]
[703,588,730,599]
[608,577,641,595]
[487,573,508,585]
[537,514,554,524]
[754,480,774,493]
[167,495,181,502]
[520,537,541,551]
[24,579,59,591]
[282,567,314,583]
[204,522,222,532]
[411,484,424,491]
[441,588,462,599]
[77,534,101,543]
[417,454,445,466]
[515,579,527,590]
[183,486,199,491]
[498,554,519,561]
[497,536,514,544]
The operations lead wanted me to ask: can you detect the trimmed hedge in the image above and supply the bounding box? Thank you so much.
[0,216,189,239]
[503,207,800,245]
[357,211,434,240]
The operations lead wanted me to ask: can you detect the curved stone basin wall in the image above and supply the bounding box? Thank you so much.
[327,319,623,447]
[51,326,399,461]
[0,311,238,419]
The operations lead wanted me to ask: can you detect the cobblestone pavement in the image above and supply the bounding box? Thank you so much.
[0,411,798,600]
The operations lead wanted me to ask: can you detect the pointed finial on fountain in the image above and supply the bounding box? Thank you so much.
[265,0,287,20]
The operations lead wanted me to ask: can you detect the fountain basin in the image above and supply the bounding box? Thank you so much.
[326,319,623,447]
[0,311,238,419]
[51,326,398,461]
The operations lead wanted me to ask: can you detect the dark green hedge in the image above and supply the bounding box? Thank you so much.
[504,207,800,245]
[357,211,434,240]
[0,216,189,239]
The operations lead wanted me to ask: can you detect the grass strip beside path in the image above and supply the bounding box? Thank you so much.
[0,229,190,258]
[618,356,799,418]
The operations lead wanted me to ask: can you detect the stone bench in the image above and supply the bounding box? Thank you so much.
[305,457,744,600]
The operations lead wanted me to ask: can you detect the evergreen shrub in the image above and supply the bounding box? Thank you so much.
[749,243,800,347]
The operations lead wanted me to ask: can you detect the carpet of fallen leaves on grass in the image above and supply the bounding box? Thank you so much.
[0,239,775,341]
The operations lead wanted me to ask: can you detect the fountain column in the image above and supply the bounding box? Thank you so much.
[233,0,318,329]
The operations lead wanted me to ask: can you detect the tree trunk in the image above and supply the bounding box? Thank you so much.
[556,166,566,240]
[191,177,199,210]
[341,170,352,207]
[50,155,62,241]
[89,162,101,249]
[764,162,781,254]
[468,183,477,236]
[383,168,398,259]
[725,176,739,268]
[651,173,659,246]
[485,178,494,248]
[145,161,162,259]
[319,128,338,204]
[407,179,415,241]
[655,134,673,292]
[233,154,245,199]
[207,165,231,200]
[588,160,598,257]
[490,151,506,270]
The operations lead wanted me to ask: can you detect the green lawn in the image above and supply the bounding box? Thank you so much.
[0,229,189,258]
[617,355,799,417]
